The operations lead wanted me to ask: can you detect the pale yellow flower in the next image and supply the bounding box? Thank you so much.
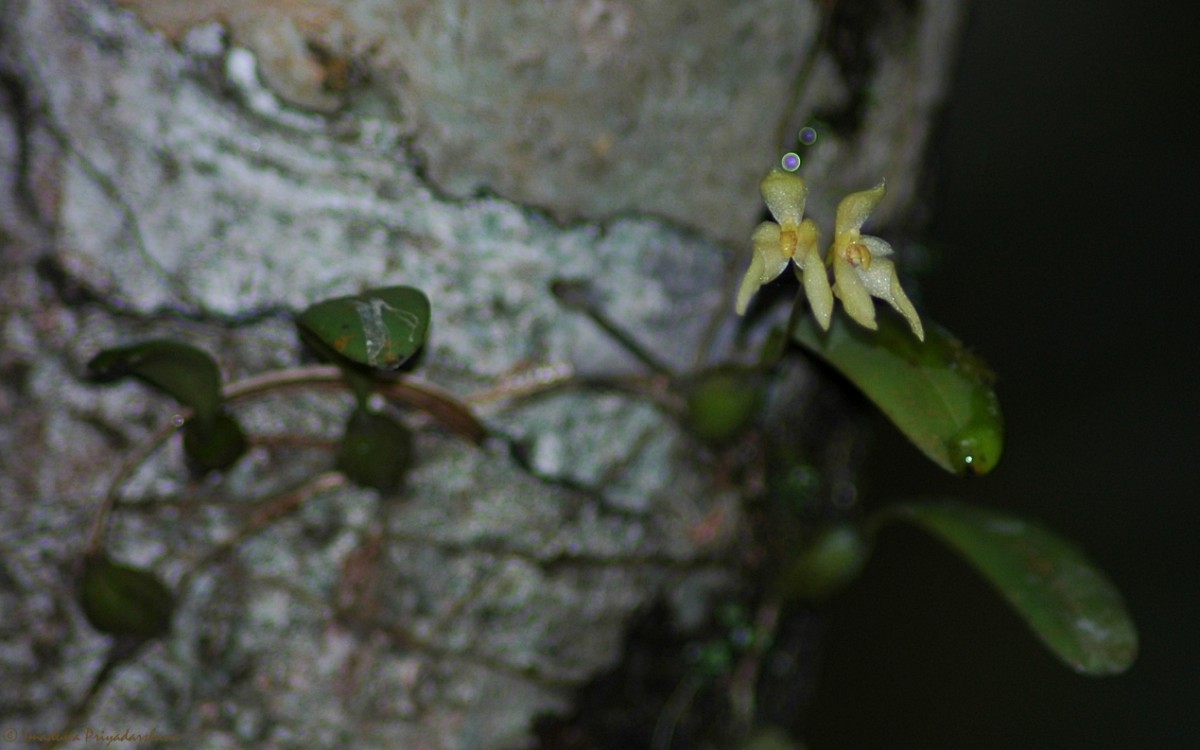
[829,182,925,341]
[735,169,834,328]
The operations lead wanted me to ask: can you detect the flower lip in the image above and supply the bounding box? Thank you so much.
[844,241,872,269]
[780,227,799,260]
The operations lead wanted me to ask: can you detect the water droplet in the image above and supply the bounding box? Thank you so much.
[798,126,818,145]
[781,152,801,171]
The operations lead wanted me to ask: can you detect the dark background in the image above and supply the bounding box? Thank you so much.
[807,2,1198,747]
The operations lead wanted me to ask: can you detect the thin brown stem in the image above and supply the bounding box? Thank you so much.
[225,366,487,444]
[86,367,489,555]
[86,418,184,554]
[551,279,675,378]
[176,471,348,591]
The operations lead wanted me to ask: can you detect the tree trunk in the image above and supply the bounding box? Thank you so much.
[0,1,962,747]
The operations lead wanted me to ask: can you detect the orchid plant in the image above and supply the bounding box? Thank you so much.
[736,168,925,341]
[66,159,1135,750]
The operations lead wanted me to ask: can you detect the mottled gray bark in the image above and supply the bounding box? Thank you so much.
[0,1,961,748]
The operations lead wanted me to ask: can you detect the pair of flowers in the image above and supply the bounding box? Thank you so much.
[735,168,924,341]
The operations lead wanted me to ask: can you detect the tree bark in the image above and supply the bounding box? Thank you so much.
[0,1,962,747]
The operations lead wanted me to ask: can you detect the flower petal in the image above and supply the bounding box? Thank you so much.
[832,253,877,330]
[735,222,790,315]
[792,219,833,329]
[760,168,808,227]
[835,181,886,236]
[856,256,925,341]
[859,234,895,258]
[751,222,789,277]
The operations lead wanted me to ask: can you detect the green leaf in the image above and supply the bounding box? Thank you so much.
[877,501,1138,676]
[791,312,1003,475]
[87,340,224,424]
[777,523,870,603]
[182,410,248,474]
[79,553,175,639]
[336,406,415,493]
[297,286,431,371]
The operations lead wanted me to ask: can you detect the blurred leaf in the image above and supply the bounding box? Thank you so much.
[297,286,430,371]
[684,367,765,443]
[182,410,248,474]
[878,501,1138,675]
[777,524,869,603]
[79,553,174,639]
[791,312,1003,475]
[336,406,415,494]
[87,340,223,424]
